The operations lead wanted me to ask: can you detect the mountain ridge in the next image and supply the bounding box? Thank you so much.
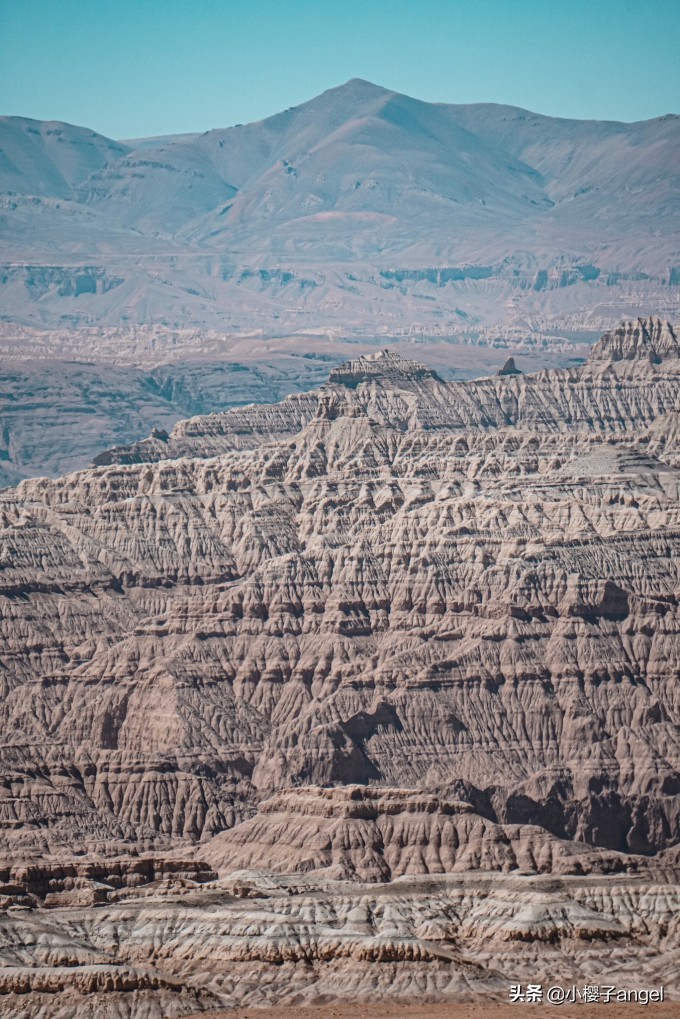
[92,317,680,468]
[1,79,678,333]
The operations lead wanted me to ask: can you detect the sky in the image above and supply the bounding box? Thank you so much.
[1,0,679,139]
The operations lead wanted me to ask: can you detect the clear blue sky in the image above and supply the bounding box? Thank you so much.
[2,0,678,139]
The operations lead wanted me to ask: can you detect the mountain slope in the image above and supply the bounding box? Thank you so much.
[0,116,129,198]
[52,80,680,263]
[0,81,678,330]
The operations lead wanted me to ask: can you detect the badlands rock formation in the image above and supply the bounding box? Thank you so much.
[1,869,679,1016]
[100,322,680,465]
[0,346,337,486]
[0,316,678,1015]
[0,316,679,860]
[200,786,680,882]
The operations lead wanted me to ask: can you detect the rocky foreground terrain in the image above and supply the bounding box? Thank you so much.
[0,316,679,1016]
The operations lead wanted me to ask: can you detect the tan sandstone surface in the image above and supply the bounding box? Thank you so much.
[0,317,679,1016]
[1,316,679,860]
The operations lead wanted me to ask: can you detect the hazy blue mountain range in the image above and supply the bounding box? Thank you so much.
[1,79,678,333]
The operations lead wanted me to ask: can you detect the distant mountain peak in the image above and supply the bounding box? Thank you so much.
[344,77,380,87]
[334,77,389,92]
[1,85,678,333]
[308,78,397,113]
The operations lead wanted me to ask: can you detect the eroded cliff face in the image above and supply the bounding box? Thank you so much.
[0,317,679,868]
[97,321,680,466]
[1,318,679,1017]
[199,786,680,882]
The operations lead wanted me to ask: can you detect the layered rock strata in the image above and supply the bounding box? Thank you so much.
[1,316,679,1017]
[0,316,678,866]
[0,871,678,1017]
[97,317,680,466]
[200,786,680,882]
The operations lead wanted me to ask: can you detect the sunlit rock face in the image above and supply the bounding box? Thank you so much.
[98,316,680,465]
[0,318,678,868]
[589,317,680,363]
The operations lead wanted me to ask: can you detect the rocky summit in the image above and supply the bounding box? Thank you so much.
[0,317,679,1016]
